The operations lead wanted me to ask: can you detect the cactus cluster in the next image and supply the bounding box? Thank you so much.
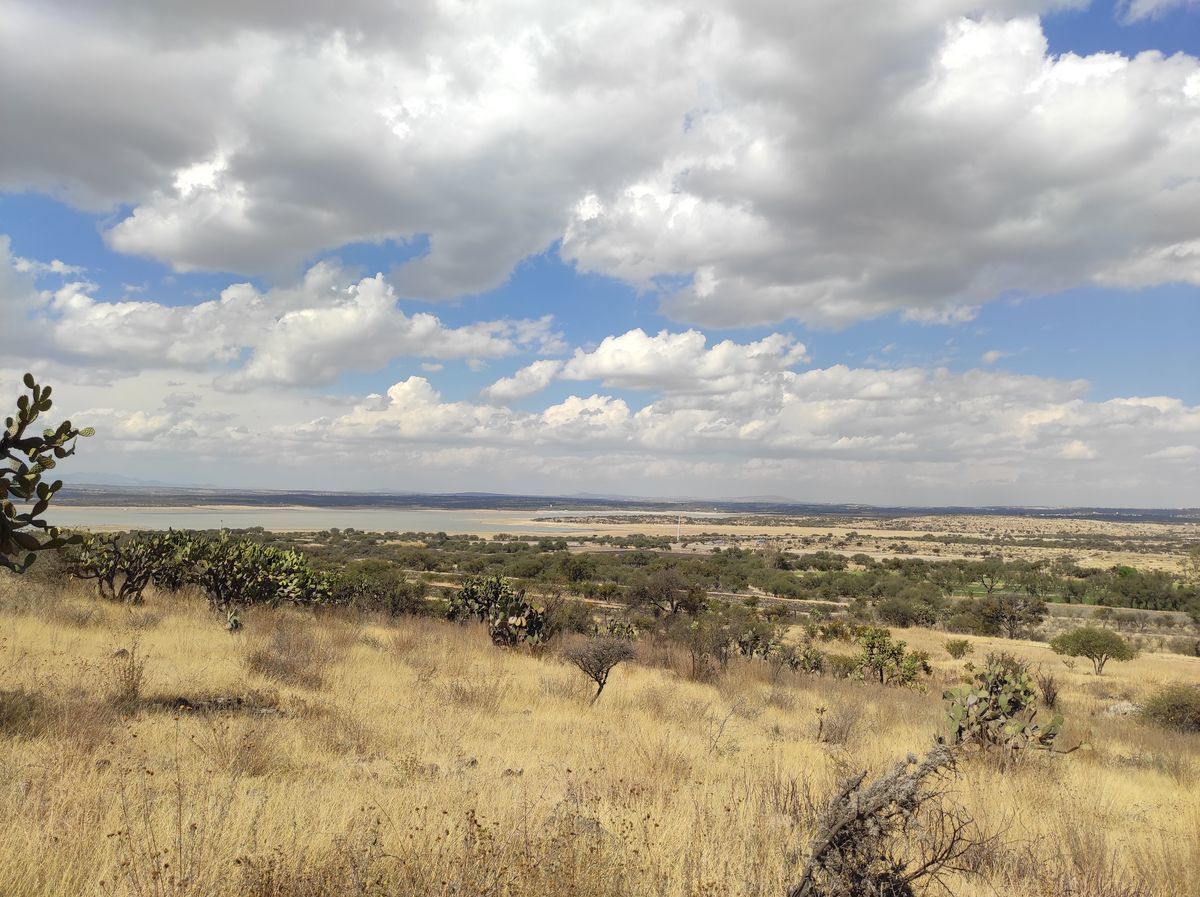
[943,657,1063,753]
[70,529,331,619]
[774,641,826,674]
[72,530,193,603]
[192,532,331,613]
[853,626,931,687]
[448,574,548,647]
[1,374,92,572]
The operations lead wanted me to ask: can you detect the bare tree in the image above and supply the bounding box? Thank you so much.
[563,636,637,704]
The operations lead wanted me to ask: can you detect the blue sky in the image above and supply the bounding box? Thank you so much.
[1,0,1198,504]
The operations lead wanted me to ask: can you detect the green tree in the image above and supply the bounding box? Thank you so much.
[979,592,1047,639]
[1050,626,1136,675]
[1,374,92,572]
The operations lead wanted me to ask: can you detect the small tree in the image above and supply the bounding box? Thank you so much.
[564,636,637,704]
[979,592,1047,639]
[1050,626,1136,675]
[1,374,92,572]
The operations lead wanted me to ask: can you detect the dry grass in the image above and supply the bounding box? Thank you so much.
[0,575,1197,896]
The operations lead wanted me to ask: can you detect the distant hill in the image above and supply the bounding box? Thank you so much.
[50,484,1200,524]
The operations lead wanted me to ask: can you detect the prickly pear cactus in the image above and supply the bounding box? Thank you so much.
[943,659,1063,753]
[448,574,547,647]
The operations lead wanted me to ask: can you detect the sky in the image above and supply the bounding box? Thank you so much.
[1,0,1198,506]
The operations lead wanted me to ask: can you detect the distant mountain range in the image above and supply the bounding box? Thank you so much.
[49,482,1200,524]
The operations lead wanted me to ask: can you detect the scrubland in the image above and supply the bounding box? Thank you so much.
[0,577,1198,897]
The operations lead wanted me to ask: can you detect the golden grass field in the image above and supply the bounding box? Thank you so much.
[1,577,1198,897]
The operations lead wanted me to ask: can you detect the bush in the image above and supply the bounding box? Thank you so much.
[825,653,859,679]
[944,638,973,659]
[329,567,429,617]
[786,746,975,897]
[105,642,148,710]
[1034,666,1060,709]
[1164,636,1200,658]
[1140,684,1200,733]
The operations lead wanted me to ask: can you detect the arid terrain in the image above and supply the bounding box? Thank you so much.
[1,570,1197,897]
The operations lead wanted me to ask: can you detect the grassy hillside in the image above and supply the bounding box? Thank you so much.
[0,577,1197,896]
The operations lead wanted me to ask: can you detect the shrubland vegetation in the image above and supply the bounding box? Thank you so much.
[2,558,1197,896]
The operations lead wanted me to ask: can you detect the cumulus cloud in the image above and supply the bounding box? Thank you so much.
[560,329,808,391]
[6,358,1196,503]
[483,360,565,402]
[284,364,1199,503]
[3,2,1199,326]
[3,252,563,386]
[482,328,808,402]
[981,349,1010,364]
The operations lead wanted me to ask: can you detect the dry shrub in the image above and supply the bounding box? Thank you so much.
[538,670,594,703]
[628,729,694,785]
[104,642,148,710]
[124,608,165,632]
[189,717,279,778]
[1139,683,1200,733]
[109,760,242,897]
[1034,666,1061,710]
[437,670,509,713]
[308,703,377,757]
[563,636,637,704]
[245,618,340,690]
[45,601,103,629]
[767,687,797,712]
[0,688,48,738]
[817,703,863,746]
[787,746,977,897]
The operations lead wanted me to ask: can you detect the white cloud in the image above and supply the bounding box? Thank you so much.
[480,328,808,403]
[1118,0,1197,22]
[1058,439,1097,460]
[981,349,1010,364]
[2,3,1198,326]
[483,359,565,402]
[13,256,84,276]
[560,329,808,391]
[6,359,1197,504]
[3,251,563,386]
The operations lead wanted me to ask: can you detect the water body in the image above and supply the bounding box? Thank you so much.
[42,506,726,534]
[45,506,571,534]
